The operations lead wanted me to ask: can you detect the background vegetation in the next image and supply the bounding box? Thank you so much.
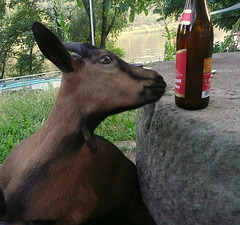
[154,0,240,30]
[0,0,239,79]
[0,0,152,78]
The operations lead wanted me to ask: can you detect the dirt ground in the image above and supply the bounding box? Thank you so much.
[114,140,136,164]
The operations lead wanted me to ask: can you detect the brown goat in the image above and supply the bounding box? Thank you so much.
[0,22,166,225]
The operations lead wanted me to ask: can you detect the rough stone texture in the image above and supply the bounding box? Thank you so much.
[136,52,240,225]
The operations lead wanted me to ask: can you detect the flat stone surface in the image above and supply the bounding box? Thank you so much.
[136,52,240,225]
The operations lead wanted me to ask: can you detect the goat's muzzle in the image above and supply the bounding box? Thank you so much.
[144,71,166,100]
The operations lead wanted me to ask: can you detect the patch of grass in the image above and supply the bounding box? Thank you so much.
[0,90,57,162]
[0,90,136,162]
[95,110,136,143]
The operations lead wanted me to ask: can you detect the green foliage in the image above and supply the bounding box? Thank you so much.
[163,23,176,61]
[1,0,149,78]
[70,3,128,48]
[155,2,176,61]
[154,0,240,31]
[0,90,57,162]
[0,90,136,162]
[210,1,240,31]
[54,0,71,42]
[213,18,240,53]
[95,111,136,143]
[73,0,130,47]
[0,1,6,19]
[155,0,240,56]
[106,40,126,58]
[153,0,184,20]
[104,0,152,22]
[0,0,45,78]
[15,53,44,77]
[71,0,153,47]
[68,1,92,43]
[1,0,239,80]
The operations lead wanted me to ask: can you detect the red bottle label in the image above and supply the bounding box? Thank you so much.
[175,49,187,98]
[180,9,192,25]
[175,50,212,99]
[202,57,212,98]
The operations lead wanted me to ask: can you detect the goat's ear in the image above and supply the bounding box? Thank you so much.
[32,22,74,73]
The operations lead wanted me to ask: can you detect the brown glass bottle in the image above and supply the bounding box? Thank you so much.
[175,0,213,110]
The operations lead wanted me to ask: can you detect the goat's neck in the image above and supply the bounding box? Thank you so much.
[40,90,106,149]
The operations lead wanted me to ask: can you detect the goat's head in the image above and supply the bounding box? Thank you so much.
[32,22,166,125]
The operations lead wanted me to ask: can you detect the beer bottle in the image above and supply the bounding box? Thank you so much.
[175,0,213,110]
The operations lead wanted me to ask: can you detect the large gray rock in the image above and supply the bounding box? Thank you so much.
[136,53,240,225]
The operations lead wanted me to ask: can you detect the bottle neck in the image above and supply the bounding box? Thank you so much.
[184,0,207,9]
[184,0,194,9]
[183,0,211,21]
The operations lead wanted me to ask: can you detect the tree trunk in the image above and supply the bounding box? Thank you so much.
[81,0,117,48]
[100,0,108,48]
[0,62,5,79]
[0,52,7,79]
[100,0,117,48]
[29,45,33,74]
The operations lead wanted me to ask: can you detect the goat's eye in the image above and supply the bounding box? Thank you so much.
[99,55,112,64]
